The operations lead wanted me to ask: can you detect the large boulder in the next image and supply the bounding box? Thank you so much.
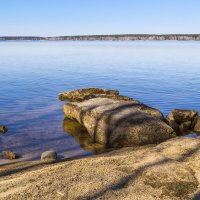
[63,96,175,148]
[166,109,198,134]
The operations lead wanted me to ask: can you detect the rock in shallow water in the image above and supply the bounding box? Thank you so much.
[0,125,8,134]
[171,109,198,123]
[1,151,17,160]
[41,150,57,161]
[166,109,199,134]
[62,95,175,147]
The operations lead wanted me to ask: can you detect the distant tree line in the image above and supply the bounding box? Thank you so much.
[0,34,200,41]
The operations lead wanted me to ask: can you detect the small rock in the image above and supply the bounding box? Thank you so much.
[194,116,200,132]
[0,125,8,134]
[166,109,198,134]
[41,150,57,161]
[172,109,198,123]
[1,151,17,160]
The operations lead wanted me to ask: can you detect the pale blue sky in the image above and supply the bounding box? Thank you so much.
[0,0,200,36]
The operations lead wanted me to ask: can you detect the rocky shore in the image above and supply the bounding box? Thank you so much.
[1,88,200,199]
[1,136,200,200]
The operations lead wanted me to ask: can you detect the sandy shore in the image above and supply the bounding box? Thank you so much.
[1,136,200,200]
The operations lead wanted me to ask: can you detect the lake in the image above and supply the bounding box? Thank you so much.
[0,41,200,163]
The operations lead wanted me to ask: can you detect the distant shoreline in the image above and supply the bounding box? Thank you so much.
[0,34,200,41]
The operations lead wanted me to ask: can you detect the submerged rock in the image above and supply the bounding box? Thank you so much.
[41,150,57,161]
[1,151,17,160]
[62,90,175,147]
[63,118,107,153]
[0,125,8,134]
[166,109,198,134]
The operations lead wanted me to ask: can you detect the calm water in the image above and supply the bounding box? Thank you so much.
[0,41,200,163]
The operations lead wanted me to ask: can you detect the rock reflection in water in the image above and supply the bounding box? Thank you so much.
[63,118,107,154]
[185,133,198,138]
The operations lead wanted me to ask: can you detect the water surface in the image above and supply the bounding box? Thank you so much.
[0,41,200,163]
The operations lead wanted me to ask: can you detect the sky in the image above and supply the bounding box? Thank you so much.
[0,0,200,36]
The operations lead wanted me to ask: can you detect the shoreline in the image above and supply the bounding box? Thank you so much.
[0,34,200,41]
[1,88,200,199]
[1,137,200,199]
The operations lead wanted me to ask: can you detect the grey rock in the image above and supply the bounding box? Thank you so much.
[41,150,57,161]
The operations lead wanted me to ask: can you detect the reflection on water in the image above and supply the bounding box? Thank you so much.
[186,133,198,138]
[63,118,107,154]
